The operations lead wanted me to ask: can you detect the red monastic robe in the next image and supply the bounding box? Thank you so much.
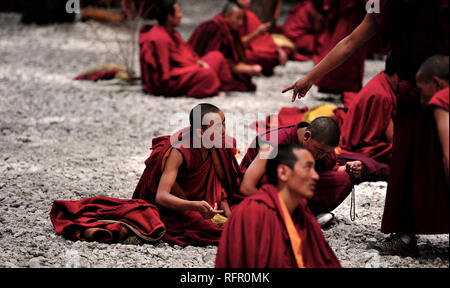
[50,197,165,243]
[215,184,341,268]
[428,87,449,112]
[240,10,280,75]
[314,0,367,93]
[139,24,234,98]
[188,14,257,92]
[281,0,316,58]
[339,71,397,164]
[132,128,242,246]
[240,123,389,215]
[373,0,449,235]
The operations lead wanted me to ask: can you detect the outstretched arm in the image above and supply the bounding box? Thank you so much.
[434,108,449,186]
[156,149,223,219]
[282,13,378,102]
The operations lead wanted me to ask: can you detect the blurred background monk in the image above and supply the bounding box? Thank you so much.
[216,143,341,268]
[139,0,237,98]
[132,103,242,246]
[188,2,261,92]
[283,0,449,257]
[231,0,288,75]
[338,51,399,164]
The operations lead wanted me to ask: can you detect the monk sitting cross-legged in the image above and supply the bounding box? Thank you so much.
[132,103,242,246]
[216,143,341,268]
[139,0,236,98]
[188,1,261,92]
[240,117,389,226]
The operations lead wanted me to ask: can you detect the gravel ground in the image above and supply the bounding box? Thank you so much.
[0,0,448,268]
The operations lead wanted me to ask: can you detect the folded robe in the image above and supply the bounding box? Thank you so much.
[215,184,341,268]
[188,13,257,92]
[132,127,242,246]
[50,197,165,243]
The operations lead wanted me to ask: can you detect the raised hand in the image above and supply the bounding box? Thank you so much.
[282,76,313,102]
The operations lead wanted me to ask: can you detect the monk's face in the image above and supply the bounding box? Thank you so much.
[200,111,226,148]
[286,149,319,199]
[224,8,244,31]
[416,74,448,106]
[237,0,251,10]
[302,132,335,160]
[168,3,183,28]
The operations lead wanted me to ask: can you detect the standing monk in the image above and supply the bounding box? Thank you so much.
[232,0,288,75]
[339,51,399,164]
[188,2,261,92]
[132,104,242,246]
[139,0,236,98]
[216,143,341,268]
[283,0,449,257]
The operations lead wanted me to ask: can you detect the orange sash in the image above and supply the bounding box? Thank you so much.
[278,194,305,268]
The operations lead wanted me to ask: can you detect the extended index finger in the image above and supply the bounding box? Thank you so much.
[282,84,294,94]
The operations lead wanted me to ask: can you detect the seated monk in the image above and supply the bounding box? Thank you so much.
[281,0,324,60]
[339,51,399,164]
[188,2,261,92]
[240,117,389,225]
[216,143,341,268]
[231,0,287,75]
[139,0,236,98]
[132,103,242,246]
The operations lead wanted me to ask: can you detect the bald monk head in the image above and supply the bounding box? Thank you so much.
[222,1,245,31]
[189,103,226,148]
[266,143,319,200]
[416,54,449,106]
[298,117,340,160]
[156,0,182,28]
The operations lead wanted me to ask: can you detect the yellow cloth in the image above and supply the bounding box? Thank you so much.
[278,194,305,268]
[271,33,295,49]
[211,214,228,228]
[302,104,337,123]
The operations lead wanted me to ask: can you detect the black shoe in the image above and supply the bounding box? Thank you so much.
[372,234,420,258]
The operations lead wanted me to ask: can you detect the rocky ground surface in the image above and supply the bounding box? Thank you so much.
[0,0,448,268]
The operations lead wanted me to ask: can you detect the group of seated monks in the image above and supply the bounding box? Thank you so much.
[49,0,449,268]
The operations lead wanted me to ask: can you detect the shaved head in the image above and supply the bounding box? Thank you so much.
[306,117,340,147]
[222,1,242,15]
[416,55,449,84]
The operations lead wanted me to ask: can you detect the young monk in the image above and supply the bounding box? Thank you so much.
[216,143,341,268]
[339,51,399,164]
[139,0,235,98]
[239,117,364,225]
[132,103,242,246]
[188,2,261,92]
[283,0,448,257]
[231,0,287,75]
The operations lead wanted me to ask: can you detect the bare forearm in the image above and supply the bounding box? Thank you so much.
[156,192,197,212]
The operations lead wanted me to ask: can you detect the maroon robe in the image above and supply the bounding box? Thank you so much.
[132,127,242,246]
[50,197,165,243]
[188,14,257,92]
[428,87,449,112]
[339,71,397,164]
[139,24,234,98]
[373,0,449,235]
[215,184,341,268]
[240,10,280,75]
[281,0,317,58]
[314,0,367,93]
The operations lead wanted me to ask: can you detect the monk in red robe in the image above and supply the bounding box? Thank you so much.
[216,143,341,268]
[188,2,261,92]
[139,0,236,98]
[239,117,367,225]
[339,51,399,164]
[132,103,242,246]
[283,0,449,257]
[281,0,324,59]
[313,0,367,93]
[231,0,287,75]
